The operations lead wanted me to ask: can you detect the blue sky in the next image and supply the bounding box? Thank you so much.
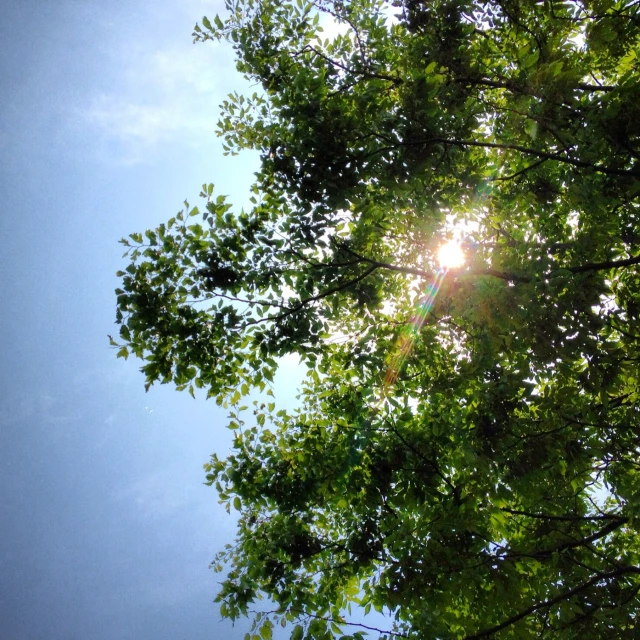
[0,1,297,638]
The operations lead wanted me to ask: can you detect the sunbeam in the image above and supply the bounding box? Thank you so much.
[383,266,448,391]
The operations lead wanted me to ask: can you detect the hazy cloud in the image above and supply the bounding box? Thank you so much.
[82,38,236,163]
[112,471,194,519]
[0,389,81,429]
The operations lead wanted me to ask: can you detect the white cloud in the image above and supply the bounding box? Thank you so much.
[85,98,176,147]
[0,389,81,430]
[81,37,237,164]
[113,471,193,519]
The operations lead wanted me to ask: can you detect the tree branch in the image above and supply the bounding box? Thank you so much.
[367,136,638,177]
[232,248,640,328]
[287,608,408,638]
[489,157,549,181]
[298,44,402,85]
[568,254,640,274]
[578,83,615,92]
[500,509,626,522]
[245,264,380,326]
[465,565,640,639]
[335,242,640,284]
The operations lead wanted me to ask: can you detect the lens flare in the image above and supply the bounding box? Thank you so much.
[382,241,465,395]
[437,241,465,269]
[383,267,447,392]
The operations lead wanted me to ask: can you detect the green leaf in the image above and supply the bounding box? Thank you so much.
[259,621,272,640]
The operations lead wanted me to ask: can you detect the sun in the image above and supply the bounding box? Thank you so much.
[437,240,465,269]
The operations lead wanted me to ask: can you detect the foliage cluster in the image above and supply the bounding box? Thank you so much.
[114,0,640,637]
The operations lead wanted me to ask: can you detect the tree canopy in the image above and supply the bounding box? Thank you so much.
[113,0,640,637]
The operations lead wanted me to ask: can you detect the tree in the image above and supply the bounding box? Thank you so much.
[113,0,640,637]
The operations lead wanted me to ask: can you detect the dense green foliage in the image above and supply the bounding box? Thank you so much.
[113,0,640,637]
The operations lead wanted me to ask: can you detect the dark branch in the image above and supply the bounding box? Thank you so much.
[500,509,626,522]
[298,44,403,85]
[569,254,640,274]
[489,157,549,182]
[333,239,640,284]
[287,608,408,638]
[367,136,638,177]
[465,565,640,639]
[578,83,615,92]
[245,264,380,326]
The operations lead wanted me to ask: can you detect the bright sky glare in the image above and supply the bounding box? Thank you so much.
[438,240,466,268]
